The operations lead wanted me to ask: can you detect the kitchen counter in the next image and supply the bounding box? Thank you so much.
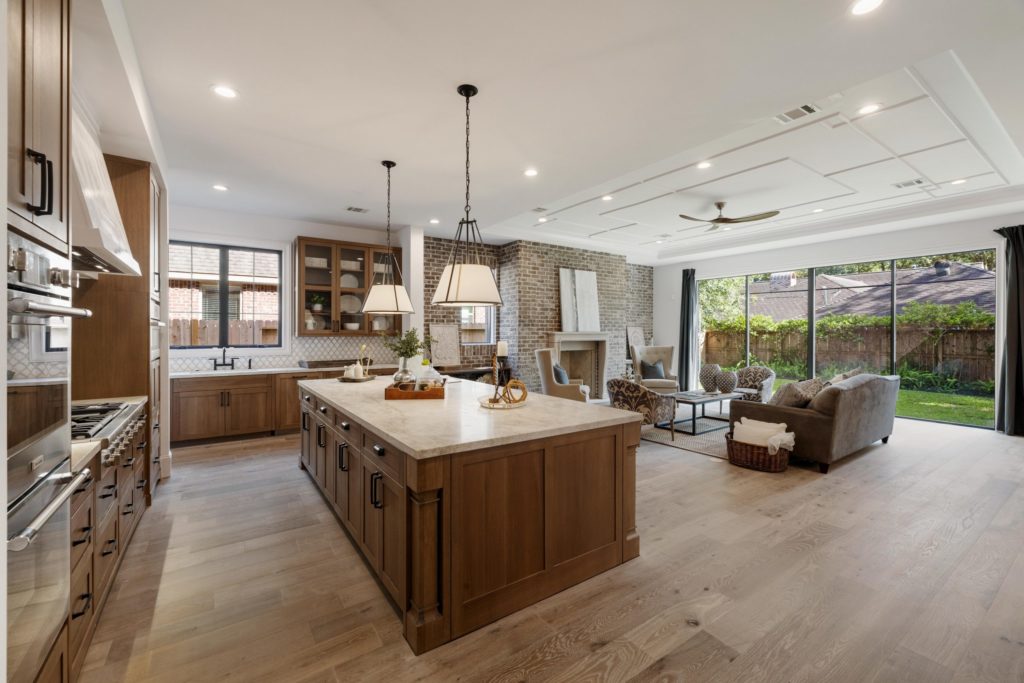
[71,440,102,472]
[170,365,398,380]
[297,377,641,460]
[298,376,641,655]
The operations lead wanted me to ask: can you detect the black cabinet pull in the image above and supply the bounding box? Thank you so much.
[225,391,231,407]
[71,526,92,547]
[337,442,348,471]
[137,441,148,450]
[372,444,385,457]
[98,491,114,500]
[71,593,92,620]
[340,421,350,431]
[26,149,46,214]
[369,472,380,508]
[373,472,383,509]
[318,406,327,414]
[137,478,147,490]
[316,424,326,448]
[303,394,311,403]
[101,539,117,556]
[123,503,134,515]
[41,159,54,216]
[301,412,309,431]
[122,457,135,468]
[74,476,93,494]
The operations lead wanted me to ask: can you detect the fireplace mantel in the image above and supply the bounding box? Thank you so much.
[550,332,610,399]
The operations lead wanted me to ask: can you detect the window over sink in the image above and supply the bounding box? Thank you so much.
[169,241,282,348]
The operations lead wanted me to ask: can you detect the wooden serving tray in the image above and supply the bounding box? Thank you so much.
[337,375,375,383]
[384,383,445,400]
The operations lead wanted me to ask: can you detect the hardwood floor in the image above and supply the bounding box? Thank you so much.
[80,419,1024,682]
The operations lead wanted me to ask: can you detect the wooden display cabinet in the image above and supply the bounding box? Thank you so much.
[296,237,403,337]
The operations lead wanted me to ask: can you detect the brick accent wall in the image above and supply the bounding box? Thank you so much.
[497,241,654,393]
[423,236,501,365]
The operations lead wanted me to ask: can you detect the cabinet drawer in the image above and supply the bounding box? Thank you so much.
[173,374,272,393]
[361,429,405,484]
[70,493,94,572]
[119,471,138,543]
[313,398,334,424]
[68,549,95,663]
[95,466,118,526]
[333,410,362,446]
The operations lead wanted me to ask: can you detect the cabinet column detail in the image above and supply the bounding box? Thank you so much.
[405,456,448,654]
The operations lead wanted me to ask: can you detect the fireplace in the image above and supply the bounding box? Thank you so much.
[550,332,609,400]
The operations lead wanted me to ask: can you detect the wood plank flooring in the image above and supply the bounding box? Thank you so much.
[80,419,1024,682]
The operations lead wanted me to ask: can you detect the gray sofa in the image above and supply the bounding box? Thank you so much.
[729,374,900,473]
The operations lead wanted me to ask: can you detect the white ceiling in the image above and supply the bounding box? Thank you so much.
[119,0,1024,264]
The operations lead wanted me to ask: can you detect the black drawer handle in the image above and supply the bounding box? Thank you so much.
[137,478,147,490]
[153,456,160,464]
[101,539,117,556]
[137,441,148,450]
[71,593,92,620]
[74,476,93,494]
[337,442,348,472]
[98,492,114,500]
[26,149,46,214]
[71,526,92,547]
[316,424,326,448]
[301,412,309,431]
[372,444,385,457]
[340,421,350,431]
[369,472,381,508]
[303,394,311,403]
[122,457,136,468]
[42,158,54,216]
[123,503,134,515]
[318,406,327,414]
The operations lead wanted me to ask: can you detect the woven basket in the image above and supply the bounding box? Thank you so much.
[725,434,790,473]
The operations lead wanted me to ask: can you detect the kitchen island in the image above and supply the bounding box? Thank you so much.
[297,376,642,654]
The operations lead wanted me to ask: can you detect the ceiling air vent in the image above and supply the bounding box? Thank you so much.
[893,178,927,189]
[346,206,369,214]
[532,207,547,213]
[774,103,821,125]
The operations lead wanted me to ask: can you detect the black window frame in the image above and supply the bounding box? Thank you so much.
[169,240,284,350]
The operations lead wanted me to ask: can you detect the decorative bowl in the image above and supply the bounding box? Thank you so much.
[343,322,360,331]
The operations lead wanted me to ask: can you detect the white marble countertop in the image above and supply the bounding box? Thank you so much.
[298,377,641,460]
[170,365,398,380]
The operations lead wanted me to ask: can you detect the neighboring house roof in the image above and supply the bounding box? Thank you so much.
[747,262,995,321]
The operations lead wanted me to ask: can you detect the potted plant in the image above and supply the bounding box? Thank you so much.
[381,328,432,383]
[308,293,326,312]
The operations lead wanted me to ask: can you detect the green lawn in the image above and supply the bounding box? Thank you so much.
[771,377,994,428]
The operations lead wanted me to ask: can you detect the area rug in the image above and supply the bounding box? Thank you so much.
[640,418,730,460]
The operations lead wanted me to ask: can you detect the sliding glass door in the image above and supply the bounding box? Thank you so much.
[696,249,997,428]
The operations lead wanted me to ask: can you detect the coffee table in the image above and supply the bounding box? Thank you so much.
[657,391,743,436]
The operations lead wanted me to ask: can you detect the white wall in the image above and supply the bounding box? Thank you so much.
[653,211,1020,372]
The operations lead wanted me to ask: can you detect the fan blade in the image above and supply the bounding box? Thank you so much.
[716,210,780,224]
[678,213,712,223]
[704,225,719,233]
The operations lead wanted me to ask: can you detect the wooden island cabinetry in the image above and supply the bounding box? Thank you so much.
[297,377,641,654]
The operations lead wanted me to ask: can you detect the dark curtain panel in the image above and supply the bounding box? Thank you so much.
[679,269,698,391]
[996,225,1024,435]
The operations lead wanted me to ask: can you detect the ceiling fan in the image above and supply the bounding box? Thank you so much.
[678,201,780,232]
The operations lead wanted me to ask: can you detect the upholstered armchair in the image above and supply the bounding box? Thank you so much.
[630,345,678,395]
[735,366,776,402]
[607,378,676,440]
[535,348,590,402]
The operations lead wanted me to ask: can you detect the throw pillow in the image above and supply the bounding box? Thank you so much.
[552,364,569,384]
[739,417,788,434]
[790,377,827,403]
[734,418,787,447]
[768,382,810,408]
[640,359,666,379]
[828,367,862,385]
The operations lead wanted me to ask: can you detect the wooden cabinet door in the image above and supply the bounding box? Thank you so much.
[299,409,312,471]
[172,390,224,441]
[332,432,359,532]
[36,623,69,683]
[324,427,338,501]
[7,0,36,224]
[224,386,273,436]
[150,178,161,302]
[27,0,70,243]
[297,239,337,336]
[274,372,319,431]
[68,546,95,665]
[360,463,381,571]
[377,470,406,606]
[149,358,162,491]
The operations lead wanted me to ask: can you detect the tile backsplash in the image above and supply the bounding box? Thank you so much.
[168,335,399,373]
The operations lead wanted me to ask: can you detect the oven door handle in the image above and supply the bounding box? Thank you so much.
[8,468,92,552]
[8,298,93,319]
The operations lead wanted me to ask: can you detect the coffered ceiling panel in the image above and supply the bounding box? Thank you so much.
[854,98,963,156]
[929,173,1005,197]
[902,140,995,183]
[827,158,932,195]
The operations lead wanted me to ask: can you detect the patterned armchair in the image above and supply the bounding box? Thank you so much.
[735,366,776,402]
[607,378,677,440]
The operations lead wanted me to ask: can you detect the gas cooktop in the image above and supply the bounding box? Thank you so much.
[71,402,126,441]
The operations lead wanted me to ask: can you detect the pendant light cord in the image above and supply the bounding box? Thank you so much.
[464,92,472,220]
[385,163,392,285]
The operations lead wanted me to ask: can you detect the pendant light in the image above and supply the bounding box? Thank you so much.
[431,84,503,307]
[362,160,415,315]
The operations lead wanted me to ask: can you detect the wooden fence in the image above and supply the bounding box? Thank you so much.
[703,326,995,381]
[170,319,279,347]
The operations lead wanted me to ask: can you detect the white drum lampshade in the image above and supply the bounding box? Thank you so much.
[364,283,415,314]
[431,263,502,306]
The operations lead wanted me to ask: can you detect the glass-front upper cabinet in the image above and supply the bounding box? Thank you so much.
[299,240,335,335]
[338,247,368,334]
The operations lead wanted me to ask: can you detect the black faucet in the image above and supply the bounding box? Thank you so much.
[211,348,239,371]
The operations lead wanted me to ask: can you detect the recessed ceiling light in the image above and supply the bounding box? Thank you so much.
[429,218,440,224]
[601,195,613,201]
[211,84,238,99]
[523,168,538,177]
[212,184,229,192]
[812,208,824,213]
[858,103,881,115]
[537,217,548,223]
[950,179,967,185]
[697,161,712,170]
[722,227,732,231]
[656,240,664,244]
[850,0,884,15]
